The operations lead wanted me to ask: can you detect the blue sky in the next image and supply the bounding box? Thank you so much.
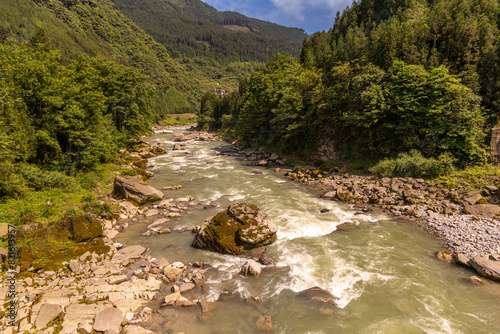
[201,0,353,34]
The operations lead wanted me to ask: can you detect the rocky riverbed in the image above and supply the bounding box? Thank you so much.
[3,126,499,333]
[231,146,500,283]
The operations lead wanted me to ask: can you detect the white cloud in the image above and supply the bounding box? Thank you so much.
[269,0,348,21]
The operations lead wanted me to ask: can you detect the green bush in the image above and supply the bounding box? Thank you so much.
[370,150,455,179]
[77,172,99,190]
[120,169,138,176]
[17,164,75,191]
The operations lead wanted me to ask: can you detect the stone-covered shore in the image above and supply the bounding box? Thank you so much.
[233,146,500,283]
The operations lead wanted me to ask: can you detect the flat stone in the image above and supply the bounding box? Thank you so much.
[35,304,63,329]
[61,303,109,334]
[163,267,182,280]
[470,256,500,281]
[0,223,9,237]
[144,209,160,217]
[152,257,169,268]
[93,307,123,333]
[163,291,181,306]
[109,275,129,285]
[463,204,500,219]
[179,283,196,293]
[112,245,146,264]
[321,191,336,199]
[123,325,154,334]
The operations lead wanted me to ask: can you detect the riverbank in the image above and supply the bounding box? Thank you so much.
[231,146,500,283]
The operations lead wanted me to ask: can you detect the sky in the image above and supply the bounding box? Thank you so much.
[201,0,353,34]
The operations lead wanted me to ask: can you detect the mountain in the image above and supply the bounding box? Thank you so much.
[112,0,305,62]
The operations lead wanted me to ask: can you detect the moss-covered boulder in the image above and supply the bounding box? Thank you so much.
[68,215,103,242]
[192,203,277,255]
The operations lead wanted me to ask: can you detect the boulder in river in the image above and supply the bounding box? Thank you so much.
[113,175,164,204]
[469,256,500,282]
[192,203,277,255]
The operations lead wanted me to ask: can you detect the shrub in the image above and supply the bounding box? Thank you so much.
[120,169,138,176]
[17,164,74,191]
[370,150,455,178]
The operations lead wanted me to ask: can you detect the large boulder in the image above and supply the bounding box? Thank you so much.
[113,175,163,204]
[469,256,500,281]
[192,203,277,255]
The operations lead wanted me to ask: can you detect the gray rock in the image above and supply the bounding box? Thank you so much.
[297,286,337,305]
[113,175,164,204]
[123,325,154,334]
[470,256,500,281]
[179,283,196,293]
[321,191,336,199]
[68,260,81,274]
[256,315,273,331]
[109,275,129,285]
[112,245,146,264]
[463,204,500,219]
[93,307,123,333]
[35,304,63,329]
[240,260,262,277]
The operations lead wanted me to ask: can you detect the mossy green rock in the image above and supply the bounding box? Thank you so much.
[192,203,277,255]
[68,215,103,242]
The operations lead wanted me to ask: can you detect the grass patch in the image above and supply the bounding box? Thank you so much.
[158,113,198,126]
[436,164,500,189]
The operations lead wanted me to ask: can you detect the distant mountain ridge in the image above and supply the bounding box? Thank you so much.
[111,0,306,63]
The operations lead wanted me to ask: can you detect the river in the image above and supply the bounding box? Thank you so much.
[117,128,500,334]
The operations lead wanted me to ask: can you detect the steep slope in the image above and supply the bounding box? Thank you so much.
[0,0,200,114]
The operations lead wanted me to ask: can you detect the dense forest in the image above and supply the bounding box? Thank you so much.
[199,0,500,174]
[112,0,305,62]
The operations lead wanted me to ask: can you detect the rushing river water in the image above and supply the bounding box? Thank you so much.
[117,129,500,334]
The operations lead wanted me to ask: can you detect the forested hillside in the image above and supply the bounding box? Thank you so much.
[112,0,305,62]
[112,0,305,89]
[0,0,205,114]
[199,0,500,174]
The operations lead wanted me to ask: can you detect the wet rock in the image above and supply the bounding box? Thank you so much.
[247,246,267,259]
[123,325,154,334]
[469,256,500,281]
[163,266,183,281]
[297,287,337,305]
[192,203,277,255]
[35,304,63,329]
[467,276,485,285]
[435,251,455,264]
[259,254,274,266]
[321,191,336,199]
[256,315,273,331]
[455,253,470,266]
[320,208,331,213]
[257,160,268,166]
[93,307,123,333]
[241,260,262,277]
